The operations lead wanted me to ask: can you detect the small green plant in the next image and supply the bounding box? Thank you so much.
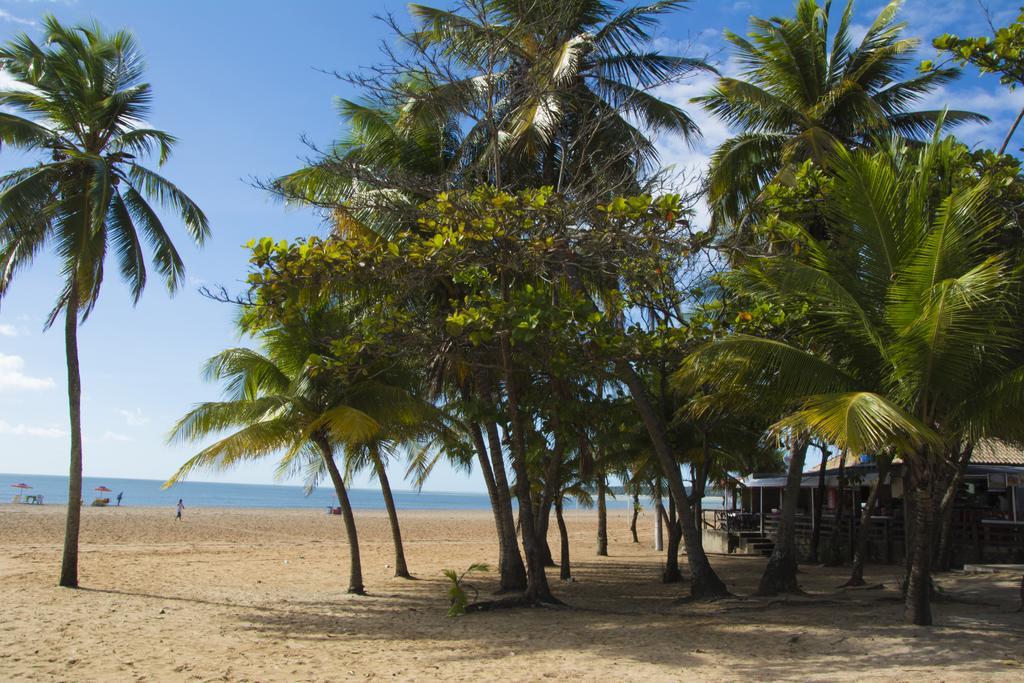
[443,563,489,617]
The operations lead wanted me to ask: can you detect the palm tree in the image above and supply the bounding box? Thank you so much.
[344,440,416,579]
[0,17,209,588]
[167,348,379,594]
[167,317,391,595]
[553,464,594,581]
[686,130,1024,624]
[408,0,714,194]
[696,0,984,227]
[280,1,714,225]
[276,97,462,236]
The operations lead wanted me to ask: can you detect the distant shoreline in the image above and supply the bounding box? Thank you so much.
[2,472,725,511]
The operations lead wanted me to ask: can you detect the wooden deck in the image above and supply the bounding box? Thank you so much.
[703,509,1024,564]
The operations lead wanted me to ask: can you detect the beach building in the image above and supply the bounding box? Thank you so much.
[704,440,1024,565]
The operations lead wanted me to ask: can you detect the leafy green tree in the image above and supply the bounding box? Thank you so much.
[697,0,983,227]
[245,186,734,600]
[0,17,209,588]
[930,9,1024,154]
[686,130,1024,624]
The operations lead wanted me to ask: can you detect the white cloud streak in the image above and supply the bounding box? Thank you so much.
[102,430,134,443]
[0,419,64,438]
[0,353,54,392]
[117,408,150,427]
[0,9,35,26]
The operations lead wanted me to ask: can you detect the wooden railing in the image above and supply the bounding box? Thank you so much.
[758,512,903,562]
[756,511,1023,564]
[701,507,1023,564]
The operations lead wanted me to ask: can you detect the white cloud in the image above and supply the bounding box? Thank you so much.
[0,324,18,337]
[102,430,133,443]
[0,9,35,26]
[891,0,989,44]
[0,353,54,391]
[0,419,64,438]
[652,70,736,229]
[117,408,150,427]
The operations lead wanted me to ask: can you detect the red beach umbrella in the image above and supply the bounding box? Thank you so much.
[11,483,31,489]
[94,486,112,493]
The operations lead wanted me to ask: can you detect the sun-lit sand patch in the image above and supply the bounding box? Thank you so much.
[1,504,1022,681]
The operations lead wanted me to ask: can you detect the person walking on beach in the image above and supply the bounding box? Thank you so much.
[175,499,185,520]
[116,491,123,507]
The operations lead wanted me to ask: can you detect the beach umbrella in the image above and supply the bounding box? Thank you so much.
[11,483,31,489]
[94,486,112,492]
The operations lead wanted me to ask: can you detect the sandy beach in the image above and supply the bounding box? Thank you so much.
[0,503,1021,681]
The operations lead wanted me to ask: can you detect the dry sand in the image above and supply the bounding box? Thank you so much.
[1,503,1022,681]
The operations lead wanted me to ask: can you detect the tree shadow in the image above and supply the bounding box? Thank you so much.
[199,562,1024,676]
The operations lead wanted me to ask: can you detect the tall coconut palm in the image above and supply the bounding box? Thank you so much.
[408,0,714,194]
[281,1,714,228]
[696,0,985,227]
[0,17,209,588]
[685,130,1024,624]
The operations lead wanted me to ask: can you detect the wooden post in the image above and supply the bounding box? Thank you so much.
[654,496,664,552]
[849,489,857,559]
[759,487,765,535]
[884,518,892,564]
[973,520,983,563]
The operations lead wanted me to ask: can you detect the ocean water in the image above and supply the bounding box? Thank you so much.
[1,473,494,510]
[1,472,726,512]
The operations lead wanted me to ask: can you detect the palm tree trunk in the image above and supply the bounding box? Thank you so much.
[757,436,810,596]
[691,461,707,540]
[59,290,83,589]
[485,421,527,592]
[500,335,556,603]
[470,422,523,592]
[318,438,365,595]
[824,453,848,566]
[617,363,729,598]
[537,502,556,567]
[536,434,564,568]
[694,440,712,539]
[663,494,683,583]
[654,482,665,551]
[630,492,640,543]
[934,444,972,571]
[555,499,571,580]
[847,457,890,586]
[596,475,608,556]
[905,464,934,626]
[371,446,411,579]
[808,447,828,564]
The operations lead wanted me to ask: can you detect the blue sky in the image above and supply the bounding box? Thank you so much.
[0,0,1019,492]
